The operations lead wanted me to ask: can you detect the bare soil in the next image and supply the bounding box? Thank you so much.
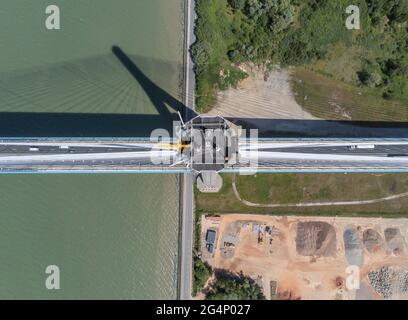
[296,222,336,257]
[201,214,408,300]
[205,65,316,120]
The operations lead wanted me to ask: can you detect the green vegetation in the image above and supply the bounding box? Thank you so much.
[206,271,265,300]
[237,172,408,203]
[195,173,408,216]
[359,0,408,101]
[291,67,408,121]
[192,258,265,299]
[193,257,212,295]
[192,0,408,112]
[192,0,295,112]
[289,0,408,103]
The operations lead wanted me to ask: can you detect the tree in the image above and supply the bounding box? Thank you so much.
[191,41,212,76]
[193,257,212,295]
[270,7,294,34]
[206,271,265,300]
[389,0,408,23]
[358,62,384,88]
[382,59,401,78]
[228,0,246,10]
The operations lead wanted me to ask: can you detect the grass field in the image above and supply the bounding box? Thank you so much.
[291,67,408,121]
[195,173,408,217]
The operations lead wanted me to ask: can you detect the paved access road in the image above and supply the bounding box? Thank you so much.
[178,0,197,300]
[179,173,194,300]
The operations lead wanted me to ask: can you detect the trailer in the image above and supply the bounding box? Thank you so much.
[348,144,375,150]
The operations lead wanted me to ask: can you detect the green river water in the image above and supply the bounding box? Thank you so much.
[0,0,184,299]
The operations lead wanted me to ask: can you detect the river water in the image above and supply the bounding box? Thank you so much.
[0,0,184,299]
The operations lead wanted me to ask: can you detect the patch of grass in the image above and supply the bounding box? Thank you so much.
[291,67,408,120]
[195,175,248,214]
[195,173,408,217]
[238,173,408,203]
[237,174,302,203]
[292,67,408,121]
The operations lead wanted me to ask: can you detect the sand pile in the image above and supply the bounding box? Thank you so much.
[384,228,406,255]
[363,229,384,253]
[343,227,364,266]
[296,221,336,257]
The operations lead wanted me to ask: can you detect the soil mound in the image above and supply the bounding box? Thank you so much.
[384,228,405,255]
[363,229,383,253]
[296,221,336,257]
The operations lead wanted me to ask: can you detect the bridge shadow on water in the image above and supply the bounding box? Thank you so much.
[229,118,408,139]
[0,112,179,137]
[0,46,195,137]
[0,45,407,138]
[111,46,196,123]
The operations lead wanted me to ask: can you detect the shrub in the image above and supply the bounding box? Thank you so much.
[193,257,212,295]
[206,271,265,300]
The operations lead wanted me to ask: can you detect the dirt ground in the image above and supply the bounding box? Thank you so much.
[201,214,408,300]
[205,65,316,119]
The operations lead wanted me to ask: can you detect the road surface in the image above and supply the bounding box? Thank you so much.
[179,0,196,300]
[1,139,408,172]
[179,173,194,300]
[237,141,408,171]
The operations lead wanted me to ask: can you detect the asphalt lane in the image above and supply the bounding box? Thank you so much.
[179,0,196,300]
[179,173,194,300]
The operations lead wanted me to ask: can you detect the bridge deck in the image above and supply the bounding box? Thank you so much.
[0,138,408,172]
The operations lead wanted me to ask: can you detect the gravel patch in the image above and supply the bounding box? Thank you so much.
[368,266,408,299]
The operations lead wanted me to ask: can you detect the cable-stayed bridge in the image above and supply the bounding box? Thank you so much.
[1,135,408,173]
[1,46,408,174]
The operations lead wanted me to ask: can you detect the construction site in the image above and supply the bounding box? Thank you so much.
[200,214,408,300]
